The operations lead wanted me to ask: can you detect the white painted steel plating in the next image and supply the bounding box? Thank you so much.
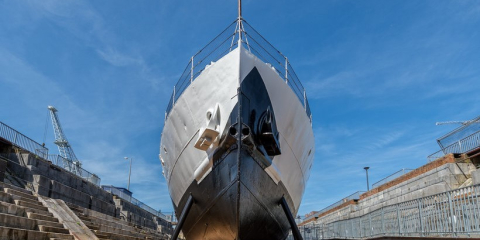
[295,184,480,239]
[164,19,312,122]
[160,43,315,212]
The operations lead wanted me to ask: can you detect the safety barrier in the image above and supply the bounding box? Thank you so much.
[165,19,312,121]
[427,130,480,162]
[47,154,100,186]
[296,184,480,239]
[102,186,169,222]
[372,169,413,189]
[0,121,48,159]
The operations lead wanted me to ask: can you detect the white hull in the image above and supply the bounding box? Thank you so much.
[160,42,314,239]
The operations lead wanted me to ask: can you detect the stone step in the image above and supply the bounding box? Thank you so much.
[27,212,59,222]
[95,232,110,239]
[96,224,147,238]
[36,219,64,229]
[0,201,28,217]
[0,182,32,195]
[76,214,91,221]
[0,225,51,239]
[11,195,43,206]
[14,200,48,211]
[47,232,74,240]
[95,230,144,240]
[25,207,54,217]
[0,192,13,203]
[85,223,100,231]
[38,225,70,234]
[87,215,138,232]
[4,188,38,201]
[0,212,36,230]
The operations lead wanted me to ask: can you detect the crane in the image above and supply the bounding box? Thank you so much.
[48,106,82,174]
[436,120,480,126]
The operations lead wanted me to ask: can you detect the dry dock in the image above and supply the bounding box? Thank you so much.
[0,121,173,240]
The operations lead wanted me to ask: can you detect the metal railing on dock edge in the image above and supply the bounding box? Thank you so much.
[103,186,170,222]
[0,121,48,159]
[294,184,480,239]
[0,121,101,186]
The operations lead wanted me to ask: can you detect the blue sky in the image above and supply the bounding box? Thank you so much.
[1,1,480,217]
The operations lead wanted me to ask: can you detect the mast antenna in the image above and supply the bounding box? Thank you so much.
[238,0,242,20]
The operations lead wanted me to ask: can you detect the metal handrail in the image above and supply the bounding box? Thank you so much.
[0,121,48,159]
[297,184,480,239]
[304,191,366,223]
[437,115,480,148]
[371,168,413,189]
[46,154,101,186]
[0,121,100,186]
[165,19,312,121]
[427,129,480,161]
[103,186,169,222]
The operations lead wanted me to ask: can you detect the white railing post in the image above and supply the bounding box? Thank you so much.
[13,132,18,145]
[397,205,402,235]
[285,57,288,84]
[173,86,176,105]
[448,191,456,235]
[190,56,194,83]
[304,90,307,111]
[418,199,424,236]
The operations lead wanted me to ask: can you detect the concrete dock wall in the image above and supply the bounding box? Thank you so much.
[2,150,171,232]
[306,154,478,227]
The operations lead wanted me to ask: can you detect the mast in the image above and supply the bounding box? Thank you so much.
[238,0,242,20]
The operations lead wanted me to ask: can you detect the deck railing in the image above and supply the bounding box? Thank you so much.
[0,121,48,159]
[294,184,480,239]
[165,19,312,121]
[371,168,413,189]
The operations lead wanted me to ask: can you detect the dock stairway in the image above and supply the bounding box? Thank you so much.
[0,182,73,240]
[67,203,169,240]
[0,181,169,240]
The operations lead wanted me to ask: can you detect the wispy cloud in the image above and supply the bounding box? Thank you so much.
[97,48,143,67]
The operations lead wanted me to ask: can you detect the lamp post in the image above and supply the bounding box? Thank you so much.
[364,167,370,191]
[124,157,133,191]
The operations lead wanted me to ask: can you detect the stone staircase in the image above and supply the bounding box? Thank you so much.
[0,182,73,240]
[67,203,169,240]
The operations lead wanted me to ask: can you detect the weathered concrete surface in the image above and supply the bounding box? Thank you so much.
[1,147,171,238]
[39,196,98,240]
[307,154,478,226]
[471,168,480,185]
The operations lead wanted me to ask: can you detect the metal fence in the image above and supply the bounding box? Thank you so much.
[437,116,480,150]
[295,184,480,239]
[304,191,366,223]
[0,121,101,186]
[165,19,312,121]
[47,154,101,186]
[427,130,480,162]
[102,186,169,222]
[0,121,48,159]
[372,169,413,189]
